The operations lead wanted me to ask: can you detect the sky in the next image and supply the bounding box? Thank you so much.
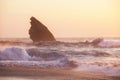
[0,0,120,38]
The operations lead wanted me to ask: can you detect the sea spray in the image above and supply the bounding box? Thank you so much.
[0,38,120,76]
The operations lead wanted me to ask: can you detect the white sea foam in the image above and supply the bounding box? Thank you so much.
[74,64,120,76]
[0,47,30,60]
[0,47,76,68]
[73,56,120,76]
[98,40,120,48]
[0,38,120,76]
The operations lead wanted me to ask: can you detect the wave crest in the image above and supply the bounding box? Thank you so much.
[0,47,30,60]
[0,47,77,69]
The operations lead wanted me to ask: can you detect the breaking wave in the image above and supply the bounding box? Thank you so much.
[0,38,120,48]
[0,38,120,76]
[0,47,30,60]
[97,40,120,48]
[0,47,77,69]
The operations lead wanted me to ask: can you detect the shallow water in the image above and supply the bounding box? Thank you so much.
[0,38,120,77]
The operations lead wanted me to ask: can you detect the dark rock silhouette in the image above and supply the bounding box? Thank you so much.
[91,38,104,46]
[29,17,56,42]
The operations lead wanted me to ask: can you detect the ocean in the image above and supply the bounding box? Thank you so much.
[0,38,120,77]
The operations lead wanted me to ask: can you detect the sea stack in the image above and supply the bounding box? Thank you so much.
[29,17,56,42]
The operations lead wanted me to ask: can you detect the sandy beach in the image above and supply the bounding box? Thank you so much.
[0,67,119,80]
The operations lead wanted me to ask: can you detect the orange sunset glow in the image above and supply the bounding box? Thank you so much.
[0,0,120,38]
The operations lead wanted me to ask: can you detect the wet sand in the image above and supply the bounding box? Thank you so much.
[0,67,119,80]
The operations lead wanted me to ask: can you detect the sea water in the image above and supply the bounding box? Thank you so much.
[0,38,120,77]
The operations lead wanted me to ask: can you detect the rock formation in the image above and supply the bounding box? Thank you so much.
[29,17,56,42]
[91,38,104,46]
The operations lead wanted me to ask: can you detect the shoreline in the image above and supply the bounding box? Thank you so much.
[0,67,119,80]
